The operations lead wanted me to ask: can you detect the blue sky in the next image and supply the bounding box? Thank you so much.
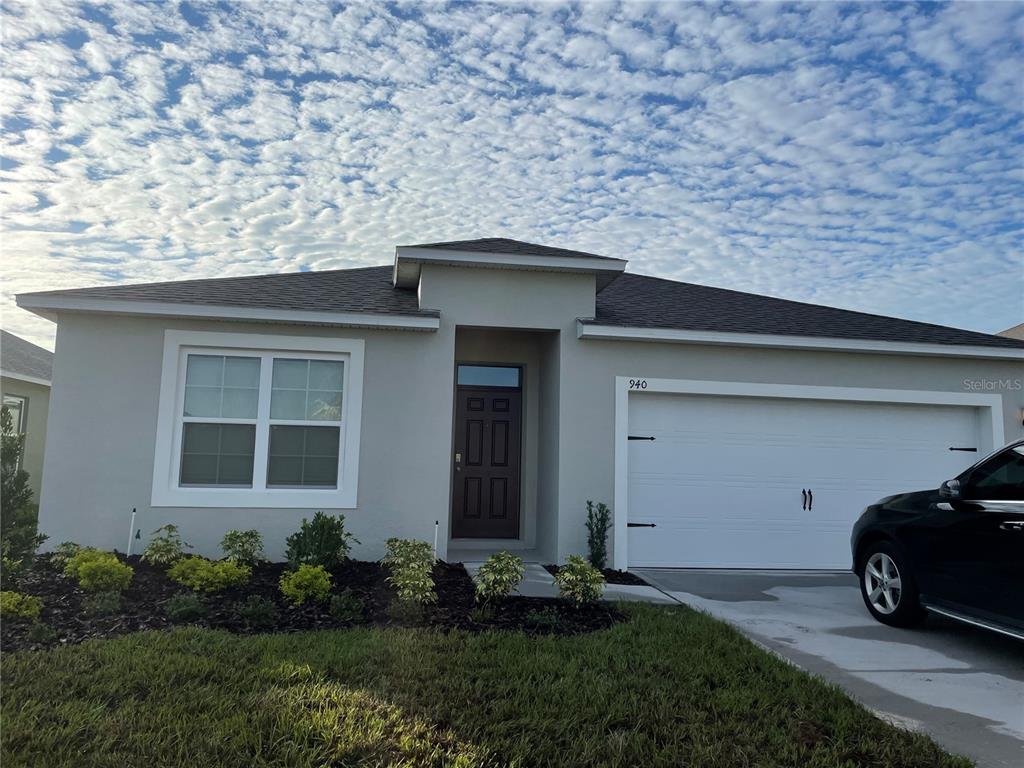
[2,1,1022,348]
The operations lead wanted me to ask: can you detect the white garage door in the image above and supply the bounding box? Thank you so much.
[627,393,981,569]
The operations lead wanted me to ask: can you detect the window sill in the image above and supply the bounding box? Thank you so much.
[151,485,357,509]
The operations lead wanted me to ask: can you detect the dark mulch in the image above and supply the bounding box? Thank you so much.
[544,563,649,586]
[2,556,624,652]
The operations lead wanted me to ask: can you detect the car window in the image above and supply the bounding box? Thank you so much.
[964,446,1024,501]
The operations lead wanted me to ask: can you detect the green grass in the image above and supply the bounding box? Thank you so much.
[1,604,967,768]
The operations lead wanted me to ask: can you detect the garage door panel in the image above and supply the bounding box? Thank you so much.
[627,393,980,569]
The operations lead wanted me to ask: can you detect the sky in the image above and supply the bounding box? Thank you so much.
[1,1,1022,350]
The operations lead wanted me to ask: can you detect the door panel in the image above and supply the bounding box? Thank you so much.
[452,388,522,538]
[627,393,979,568]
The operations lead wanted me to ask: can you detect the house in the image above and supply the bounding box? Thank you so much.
[1,330,54,502]
[17,238,1024,569]
[999,323,1024,341]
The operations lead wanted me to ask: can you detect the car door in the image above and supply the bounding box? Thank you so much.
[927,445,1024,625]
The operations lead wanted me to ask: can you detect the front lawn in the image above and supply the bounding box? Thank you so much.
[1,604,967,768]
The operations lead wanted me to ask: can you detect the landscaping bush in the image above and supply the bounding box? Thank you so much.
[49,541,82,568]
[82,590,121,616]
[329,588,364,622]
[382,538,436,605]
[234,595,279,629]
[165,593,207,623]
[25,621,56,644]
[585,500,612,570]
[220,529,264,566]
[474,551,524,603]
[284,511,358,569]
[0,590,42,620]
[62,547,107,577]
[0,554,23,590]
[0,407,46,571]
[142,524,190,565]
[553,555,605,607]
[74,552,133,593]
[168,557,251,593]
[279,564,332,605]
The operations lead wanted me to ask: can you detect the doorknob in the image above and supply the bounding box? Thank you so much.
[999,521,1024,532]
[454,452,462,472]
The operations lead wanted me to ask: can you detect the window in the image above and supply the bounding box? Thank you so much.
[965,446,1024,501]
[457,365,520,388]
[1,395,27,470]
[152,331,364,508]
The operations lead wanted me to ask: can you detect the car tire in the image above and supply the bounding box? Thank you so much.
[857,540,925,627]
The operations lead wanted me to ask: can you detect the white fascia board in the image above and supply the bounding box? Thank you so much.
[17,294,440,331]
[0,370,51,387]
[393,246,626,287]
[577,321,1024,361]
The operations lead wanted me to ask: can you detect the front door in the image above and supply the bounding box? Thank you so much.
[451,365,522,539]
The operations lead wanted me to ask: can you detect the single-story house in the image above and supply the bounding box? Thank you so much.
[1,330,54,502]
[17,238,1024,569]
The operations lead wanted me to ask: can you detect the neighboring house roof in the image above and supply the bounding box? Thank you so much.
[590,273,1024,349]
[19,266,432,318]
[1,330,53,384]
[999,323,1024,340]
[407,237,621,262]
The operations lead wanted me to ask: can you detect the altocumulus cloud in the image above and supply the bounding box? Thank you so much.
[1,1,1021,348]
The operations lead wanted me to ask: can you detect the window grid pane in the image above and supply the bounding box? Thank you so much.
[270,358,344,422]
[180,423,256,486]
[183,354,260,419]
[267,425,340,488]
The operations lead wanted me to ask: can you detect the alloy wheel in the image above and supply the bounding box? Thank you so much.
[864,552,902,615]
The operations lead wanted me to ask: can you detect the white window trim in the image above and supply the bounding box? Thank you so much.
[152,330,364,508]
[612,377,1006,571]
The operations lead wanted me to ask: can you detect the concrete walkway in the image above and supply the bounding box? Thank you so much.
[637,569,1024,768]
[462,562,675,603]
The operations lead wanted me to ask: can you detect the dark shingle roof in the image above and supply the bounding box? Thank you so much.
[21,266,433,318]
[1,331,53,382]
[592,273,1024,349]
[407,237,622,262]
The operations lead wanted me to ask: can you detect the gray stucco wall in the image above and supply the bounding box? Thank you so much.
[1,376,49,502]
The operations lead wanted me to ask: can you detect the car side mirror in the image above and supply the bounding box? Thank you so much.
[939,479,962,499]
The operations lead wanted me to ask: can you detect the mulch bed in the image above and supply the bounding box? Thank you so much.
[544,564,649,587]
[2,556,625,652]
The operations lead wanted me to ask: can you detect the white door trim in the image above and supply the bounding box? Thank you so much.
[612,377,1005,571]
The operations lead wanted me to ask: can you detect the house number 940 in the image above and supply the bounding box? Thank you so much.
[628,378,648,390]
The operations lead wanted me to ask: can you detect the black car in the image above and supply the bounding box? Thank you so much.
[851,439,1024,640]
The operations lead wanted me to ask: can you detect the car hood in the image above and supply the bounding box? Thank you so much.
[873,488,938,509]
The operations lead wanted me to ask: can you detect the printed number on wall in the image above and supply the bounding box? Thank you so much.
[628,379,648,390]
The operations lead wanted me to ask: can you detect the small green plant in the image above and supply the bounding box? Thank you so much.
[553,555,605,607]
[329,588,364,622]
[165,593,207,623]
[0,554,22,590]
[382,538,436,606]
[168,557,251,593]
[285,512,359,569]
[585,501,612,570]
[0,590,42,620]
[142,524,190,566]
[234,595,279,629]
[220,529,264,566]
[279,564,332,605]
[25,621,57,644]
[469,604,495,623]
[82,590,121,616]
[70,551,133,593]
[524,606,561,631]
[474,551,524,603]
[49,541,82,568]
[1,407,47,569]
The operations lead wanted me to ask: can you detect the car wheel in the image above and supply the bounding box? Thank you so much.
[858,541,925,627]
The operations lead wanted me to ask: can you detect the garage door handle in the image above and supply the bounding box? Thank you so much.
[802,489,807,510]
[808,489,813,511]
[627,522,657,528]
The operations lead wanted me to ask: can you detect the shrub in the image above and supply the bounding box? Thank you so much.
[142,524,190,566]
[382,538,436,606]
[284,512,359,569]
[25,621,57,644]
[553,555,604,607]
[474,551,524,603]
[279,564,332,605]
[220,529,264,566]
[72,551,133,593]
[50,541,82,568]
[585,501,612,570]
[168,557,251,593]
[1,407,47,568]
[165,593,207,623]
[329,588,364,622]
[82,590,121,616]
[0,590,42,620]
[0,554,22,590]
[234,595,279,629]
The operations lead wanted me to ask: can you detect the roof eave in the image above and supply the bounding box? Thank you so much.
[576,321,1024,360]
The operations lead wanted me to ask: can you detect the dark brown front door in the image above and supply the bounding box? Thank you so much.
[451,385,522,539]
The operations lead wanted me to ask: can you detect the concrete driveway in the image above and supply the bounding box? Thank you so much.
[635,569,1024,768]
